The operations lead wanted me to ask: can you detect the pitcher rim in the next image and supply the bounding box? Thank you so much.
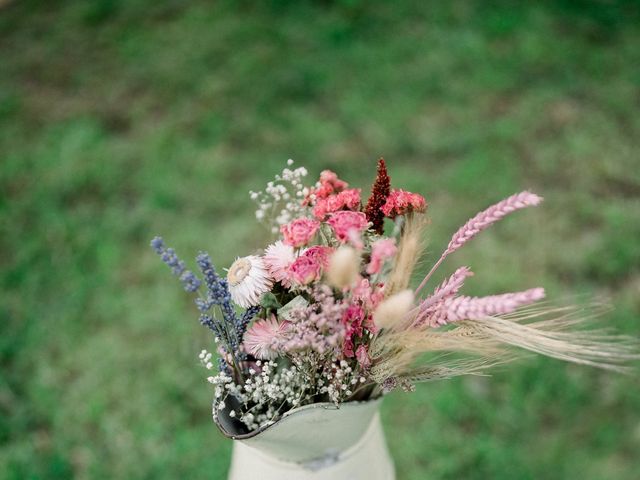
[214,396,383,440]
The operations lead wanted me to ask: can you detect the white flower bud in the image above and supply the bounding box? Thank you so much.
[373,289,415,330]
[326,246,360,289]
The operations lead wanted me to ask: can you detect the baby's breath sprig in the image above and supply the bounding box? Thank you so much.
[249,159,310,234]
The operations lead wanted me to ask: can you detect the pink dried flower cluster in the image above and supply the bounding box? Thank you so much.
[280,217,320,247]
[352,278,384,318]
[339,279,382,364]
[274,286,347,355]
[310,169,349,201]
[355,345,371,369]
[313,188,362,219]
[342,304,366,357]
[381,189,427,218]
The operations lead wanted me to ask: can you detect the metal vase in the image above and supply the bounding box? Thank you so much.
[215,398,395,480]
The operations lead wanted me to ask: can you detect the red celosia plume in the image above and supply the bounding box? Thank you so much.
[364,158,391,234]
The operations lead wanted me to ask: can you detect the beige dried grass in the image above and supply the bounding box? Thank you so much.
[384,213,427,297]
[370,302,639,384]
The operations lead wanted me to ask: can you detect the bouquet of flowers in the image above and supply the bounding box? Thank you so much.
[151,159,636,435]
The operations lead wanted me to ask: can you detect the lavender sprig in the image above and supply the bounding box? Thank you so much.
[151,237,260,373]
[237,306,261,346]
[195,252,243,353]
[151,236,201,292]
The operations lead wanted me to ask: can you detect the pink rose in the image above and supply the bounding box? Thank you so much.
[327,210,369,242]
[289,255,322,285]
[280,217,320,247]
[366,238,398,274]
[381,189,427,218]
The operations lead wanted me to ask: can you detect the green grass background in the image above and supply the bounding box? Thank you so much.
[1,1,639,478]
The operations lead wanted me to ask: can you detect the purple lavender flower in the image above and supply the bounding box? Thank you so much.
[180,270,201,293]
[151,237,260,370]
[150,236,201,292]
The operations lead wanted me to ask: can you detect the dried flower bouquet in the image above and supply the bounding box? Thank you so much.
[152,159,637,434]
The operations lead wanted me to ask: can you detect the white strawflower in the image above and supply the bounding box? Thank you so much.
[326,246,360,289]
[373,289,415,330]
[227,256,273,308]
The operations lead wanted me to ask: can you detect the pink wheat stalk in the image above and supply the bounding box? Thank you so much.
[423,266,473,307]
[413,267,473,326]
[427,287,546,327]
[415,191,543,294]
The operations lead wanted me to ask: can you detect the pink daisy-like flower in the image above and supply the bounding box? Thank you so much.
[289,255,322,285]
[381,189,427,218]
[327,210,369,242]
[263,241,296,288]
[243,316,288,360]
[280,217,320,248]
[312,188,362,219]
[366,238,398,274]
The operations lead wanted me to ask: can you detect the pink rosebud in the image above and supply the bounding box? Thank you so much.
[366,238,397,274]
[280,217,320,247]
[327,211,369,242]
[289,255,322,285]
[381,189,427,218]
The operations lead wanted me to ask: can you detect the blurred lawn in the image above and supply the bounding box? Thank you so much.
[1,1,640,479]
